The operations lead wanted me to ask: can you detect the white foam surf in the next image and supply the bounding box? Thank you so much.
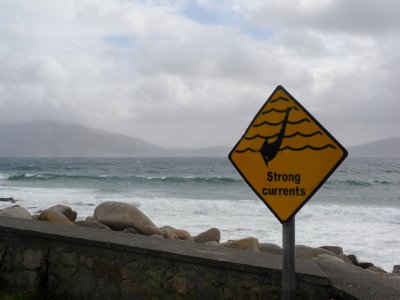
[0,187,399,272]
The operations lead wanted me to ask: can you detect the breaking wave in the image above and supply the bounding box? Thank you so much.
[3,173,242,185]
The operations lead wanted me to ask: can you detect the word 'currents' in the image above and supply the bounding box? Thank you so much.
[262,171,306,196]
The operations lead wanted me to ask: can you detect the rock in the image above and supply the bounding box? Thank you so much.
[314,253,400,299]
[162,229,180,240]
[313,254,345,263]
[393,265,400,276]
[48,205,77,222]
[93,201,161,236]
[357,262,374,269]
[160,225,175,231]
[336,254,353,264]
[320,246,343,255]
[0,197,16,203]
[367,266,387,275]
[194,228,220,243]
[0,206,32,219]
[295,245,335,259]
[32,214,40,220]
[75,220,111,230]
[85,216,94,221]
[159,226,192,240]
[39,209,73,225]
[174,229,192,240]
[259,243,282,255]
[220,237,260,252]
[347,254,359,265]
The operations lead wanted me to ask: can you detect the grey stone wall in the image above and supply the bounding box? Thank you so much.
[0,217,342,299]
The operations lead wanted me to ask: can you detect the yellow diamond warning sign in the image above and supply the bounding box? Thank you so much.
[229,86,347,223]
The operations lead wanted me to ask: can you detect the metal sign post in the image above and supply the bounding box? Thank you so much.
[282,217,295,300]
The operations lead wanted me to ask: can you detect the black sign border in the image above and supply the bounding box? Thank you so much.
[228,85,348,224]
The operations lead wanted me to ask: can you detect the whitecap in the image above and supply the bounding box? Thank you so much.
[0,173,9,180]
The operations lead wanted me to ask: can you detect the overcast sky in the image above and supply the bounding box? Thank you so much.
[1,0,399,148]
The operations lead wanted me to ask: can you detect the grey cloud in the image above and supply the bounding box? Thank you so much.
[275,30,327,57]
[0,0,399,148]
[242,0,400,35]
[305,65,400,146]
[134,28,314,90]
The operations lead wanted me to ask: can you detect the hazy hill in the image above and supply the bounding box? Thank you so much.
[1,120,398,157]
[0,121,166,156]
[348,138,400,157]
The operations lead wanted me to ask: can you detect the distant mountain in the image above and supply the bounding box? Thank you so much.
[348,138,400,157]
[1,121,398,157]
[0,121,166,156]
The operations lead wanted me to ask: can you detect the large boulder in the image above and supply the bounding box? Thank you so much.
[260,243,282,255]
[48,205,77,222]
[357,262,374,269]
[174,229,192,240]
[0,206,32,219]
[159,226,192,240]
[314,252,400,300]
[161,229,179,240]
[346,254,359,265]
[296,245,335,259]
[220,237,260,252]
[336,254,353,264]
[39,209,74,225]
[320,245,343,255]
[313,254,345,264]
[93,201,161,236]
[194,228,220,243]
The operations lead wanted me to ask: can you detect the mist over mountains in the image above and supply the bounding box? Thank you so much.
[348,138,400,157]
[0,121,398,157]
[0,121,231,157]
[0,121,165,156]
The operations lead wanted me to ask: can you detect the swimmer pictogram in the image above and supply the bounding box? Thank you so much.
[233,96,338,167]
[260,106,292,166]
[229,85,347,223]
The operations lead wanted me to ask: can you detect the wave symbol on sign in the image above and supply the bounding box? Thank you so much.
[234,98,337,167]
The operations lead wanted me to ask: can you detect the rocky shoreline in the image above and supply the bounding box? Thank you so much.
[0,200,399,279]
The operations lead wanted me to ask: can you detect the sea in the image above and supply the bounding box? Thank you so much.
[0,156,399,272]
